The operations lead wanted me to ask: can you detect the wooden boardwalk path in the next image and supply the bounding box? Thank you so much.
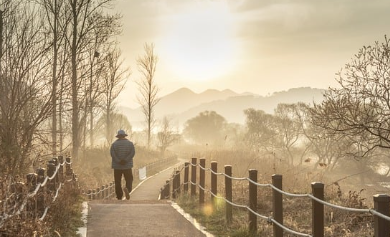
[85,164,211,237]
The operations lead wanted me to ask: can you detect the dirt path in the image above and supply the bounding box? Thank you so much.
[85,164,211,237]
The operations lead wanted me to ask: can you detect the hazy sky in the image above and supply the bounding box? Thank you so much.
[113,0,390,108]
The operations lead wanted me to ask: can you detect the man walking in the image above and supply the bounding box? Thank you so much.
[110,129,135,200]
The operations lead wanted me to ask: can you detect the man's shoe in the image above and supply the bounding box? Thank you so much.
[123,187,130,200]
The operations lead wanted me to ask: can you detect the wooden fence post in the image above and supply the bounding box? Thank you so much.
[176,170,181,195]
[52,157,59,185]
[272,174,283,237]
[165,180,170,199]
[96,187,100,199]
[65,157,72,176]
[373,194,390,237]
[311,182,324,237]
[87,189,92,200]
[184,162,189,193]
[172,171,178,199]
[248,169,258,234]
[110,182,114,197]
[199,158,206,205]
[47,161,56,192]
[36,168,46,217]
[191,158,197,197]
[211,161,217,204]
[225,165,232,224]
[26,173,37,216]
[58,156,64,182]
[105,184,109,199]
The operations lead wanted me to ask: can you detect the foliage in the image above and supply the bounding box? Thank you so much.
[183,110,227,145]
[243,109,277,153]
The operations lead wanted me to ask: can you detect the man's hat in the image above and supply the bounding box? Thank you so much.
[116,129,128,138]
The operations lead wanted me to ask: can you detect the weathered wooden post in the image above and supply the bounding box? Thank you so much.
[199,158,206,205]
[65,157,72,176]
[26,173,37,217]
[373,194,390,237]
[47,161,56,192]
[87,189,92,200]
[191,158,197,197]
[184,162,189,193]
[96,188,101,200]
[312,182,324,237]
[225,165,232,224]
[110,182,114,198]
[36,168,46,217]
[248,169,258,234]
[175,170,181,196]
[92,189,96,200]
[52,157,59,185]
[101,185,105,199]
[272,174,283,237]
[211,161,217,205]
[164,180,170,199]
[105,184,109,199]
[58,156,64,182]
[172,171,178,199]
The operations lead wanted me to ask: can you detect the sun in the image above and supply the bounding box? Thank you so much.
[162,2,238,81]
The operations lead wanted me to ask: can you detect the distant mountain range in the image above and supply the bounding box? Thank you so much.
[118,87,325,130]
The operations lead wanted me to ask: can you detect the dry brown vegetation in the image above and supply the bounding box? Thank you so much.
[74,146,177,193]
[0,177,82,236]
[174,148,382,236]
[0,145,176,236]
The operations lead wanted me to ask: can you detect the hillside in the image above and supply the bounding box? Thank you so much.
[118,87,325,130]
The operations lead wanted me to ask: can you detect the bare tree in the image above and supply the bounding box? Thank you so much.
[274,104,305,166]
[157,116,179,156]
[0,1,53,175]
[136,43,160,149]
[66,0,118,159]
[310,36,390,158]
[95,112,132,145]
[41,0,71,155]
[100,48,130,145]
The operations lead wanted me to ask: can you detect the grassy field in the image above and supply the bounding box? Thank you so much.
[173,148,378,237]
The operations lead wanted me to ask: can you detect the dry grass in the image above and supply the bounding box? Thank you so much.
[74,146,175,193]
[0,146,177,236]
[175,148,376,236]
[0,180,83,236]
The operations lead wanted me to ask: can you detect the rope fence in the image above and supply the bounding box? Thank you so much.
[0,156,78,228]
[160,158,390,237]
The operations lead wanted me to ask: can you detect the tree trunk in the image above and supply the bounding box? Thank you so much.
[71,1,79,159]
[51,0,58,156]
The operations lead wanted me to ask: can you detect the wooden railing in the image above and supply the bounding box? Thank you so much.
[160,158,390,237]
[0,156,78,229]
